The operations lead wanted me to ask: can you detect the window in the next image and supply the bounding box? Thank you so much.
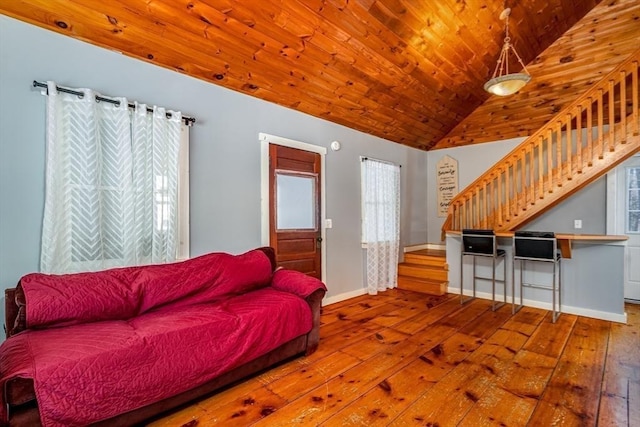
[627,166,640,233]
[361,157,401,294]
[40,82,189,273]
[361,158,401,244]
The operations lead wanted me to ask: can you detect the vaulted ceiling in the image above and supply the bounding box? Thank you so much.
[1,0,639,151]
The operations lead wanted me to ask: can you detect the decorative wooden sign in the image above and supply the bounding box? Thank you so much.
[437,155,458,217]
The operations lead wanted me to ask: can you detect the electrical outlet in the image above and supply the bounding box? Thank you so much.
[574,219,582,229]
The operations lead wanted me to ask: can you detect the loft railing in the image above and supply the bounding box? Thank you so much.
[442,48,640,239]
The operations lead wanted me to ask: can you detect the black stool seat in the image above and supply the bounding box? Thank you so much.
[460,229,507,311]
[512,231,562,322]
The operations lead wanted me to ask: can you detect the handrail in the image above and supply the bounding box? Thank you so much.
[442,47,640,237]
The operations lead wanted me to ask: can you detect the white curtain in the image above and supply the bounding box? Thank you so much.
[41,81,182,273]
[362,158,401,294]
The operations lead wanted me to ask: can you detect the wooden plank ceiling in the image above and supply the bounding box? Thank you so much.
[1,0,638,151]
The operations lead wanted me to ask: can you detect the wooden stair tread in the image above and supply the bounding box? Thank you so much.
[405,249,446,258]
[397,276,447,284]
[397,275,447,295]
[398,262,446,269]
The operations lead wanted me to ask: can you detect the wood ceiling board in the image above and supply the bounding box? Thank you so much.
[435,0,640,149]
[0,0,606,150]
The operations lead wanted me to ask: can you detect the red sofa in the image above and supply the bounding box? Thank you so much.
[0,247,326,427]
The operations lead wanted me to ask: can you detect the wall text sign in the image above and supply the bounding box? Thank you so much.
[437,155,458,217]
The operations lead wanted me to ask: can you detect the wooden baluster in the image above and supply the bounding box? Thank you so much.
[538,136,544,199]
[576,105,583,173]
[566,114,572,180]
[461,200,467,230]
[474,190,479,228]
[633,61,639,136]
[556,121,563,186]
[529,142,535,205]
[487,175,496,228]
[598,88,604,159]
[478,189,482,228]
[482,182,488,229]
[609,79,615,152]
[520,153,526,211]
[476,188,481,228]
[509,159,520,216]
[620,70,627,143]
[497,170,503,227]
[587,99,594,166]
[450,203,456,230]
[547,129,553,193]
[467,196,472,229]
[505,163,511,222]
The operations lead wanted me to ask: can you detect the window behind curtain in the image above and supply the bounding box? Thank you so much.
[627,166,640,233]
[41,82,189,273]
[361,158,401,244]
[360,157,401,294]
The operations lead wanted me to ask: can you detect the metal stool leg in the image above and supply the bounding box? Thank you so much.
[503,256,507,305]
[472,257,477,299]
[460,252,475,305]
[558,259,562,319]
[460,251,464,305]
[512,255,517,314]
[491,257,496,310]
[552,261,557,322]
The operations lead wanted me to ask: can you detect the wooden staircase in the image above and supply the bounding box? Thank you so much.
[442,48,640,237]
[397,249,448,295]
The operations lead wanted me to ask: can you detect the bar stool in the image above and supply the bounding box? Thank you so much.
[460,229,507,310]
[512,231,562,322]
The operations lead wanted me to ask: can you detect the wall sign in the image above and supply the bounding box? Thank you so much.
[437,155,458,217]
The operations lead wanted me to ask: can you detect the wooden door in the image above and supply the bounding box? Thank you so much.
[269,144,322,279]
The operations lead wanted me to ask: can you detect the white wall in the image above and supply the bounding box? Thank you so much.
[0,16,429,327]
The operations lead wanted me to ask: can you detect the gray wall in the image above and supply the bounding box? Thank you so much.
[426,138,608,241]
[0,16,429,326]
[446,236,625,318]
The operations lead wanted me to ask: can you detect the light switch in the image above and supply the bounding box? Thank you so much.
[574,219,582,229]
[325,219,333,229]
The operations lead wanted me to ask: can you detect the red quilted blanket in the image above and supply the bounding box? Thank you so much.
[0,250,317,426]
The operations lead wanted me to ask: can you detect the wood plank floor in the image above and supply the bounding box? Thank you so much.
[148,290,640,426]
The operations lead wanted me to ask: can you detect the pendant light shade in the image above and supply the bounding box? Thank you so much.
[484,73,531,96]
[485,7,531,96]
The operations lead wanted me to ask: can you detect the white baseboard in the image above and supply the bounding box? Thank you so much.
[446,286,627,323]
[404,243,446,253]
[322,288,367,306]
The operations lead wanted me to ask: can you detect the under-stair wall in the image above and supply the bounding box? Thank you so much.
[442,48,640,237]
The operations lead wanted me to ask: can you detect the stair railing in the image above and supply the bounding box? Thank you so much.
[442,48,640,239]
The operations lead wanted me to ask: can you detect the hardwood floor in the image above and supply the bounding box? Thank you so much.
[149,290,640,426]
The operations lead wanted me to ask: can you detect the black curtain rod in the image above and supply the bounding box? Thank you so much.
[361,157,402,168]
[33,81,196,126]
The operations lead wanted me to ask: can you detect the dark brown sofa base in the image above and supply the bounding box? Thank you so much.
[3,288,325,427]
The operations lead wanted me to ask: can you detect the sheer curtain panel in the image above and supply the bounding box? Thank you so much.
[361,158,401,295]
[41,81,182,273]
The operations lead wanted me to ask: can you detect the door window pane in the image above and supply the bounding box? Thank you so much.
[626,167,640,233]
[276,173,316,230]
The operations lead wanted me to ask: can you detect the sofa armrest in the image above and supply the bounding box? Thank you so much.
[304,288,325,355]
[271,269,327,298]
[5,288,18,339]
[270,269,326,355]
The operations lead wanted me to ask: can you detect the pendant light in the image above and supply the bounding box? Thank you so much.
[484,7,531,96]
